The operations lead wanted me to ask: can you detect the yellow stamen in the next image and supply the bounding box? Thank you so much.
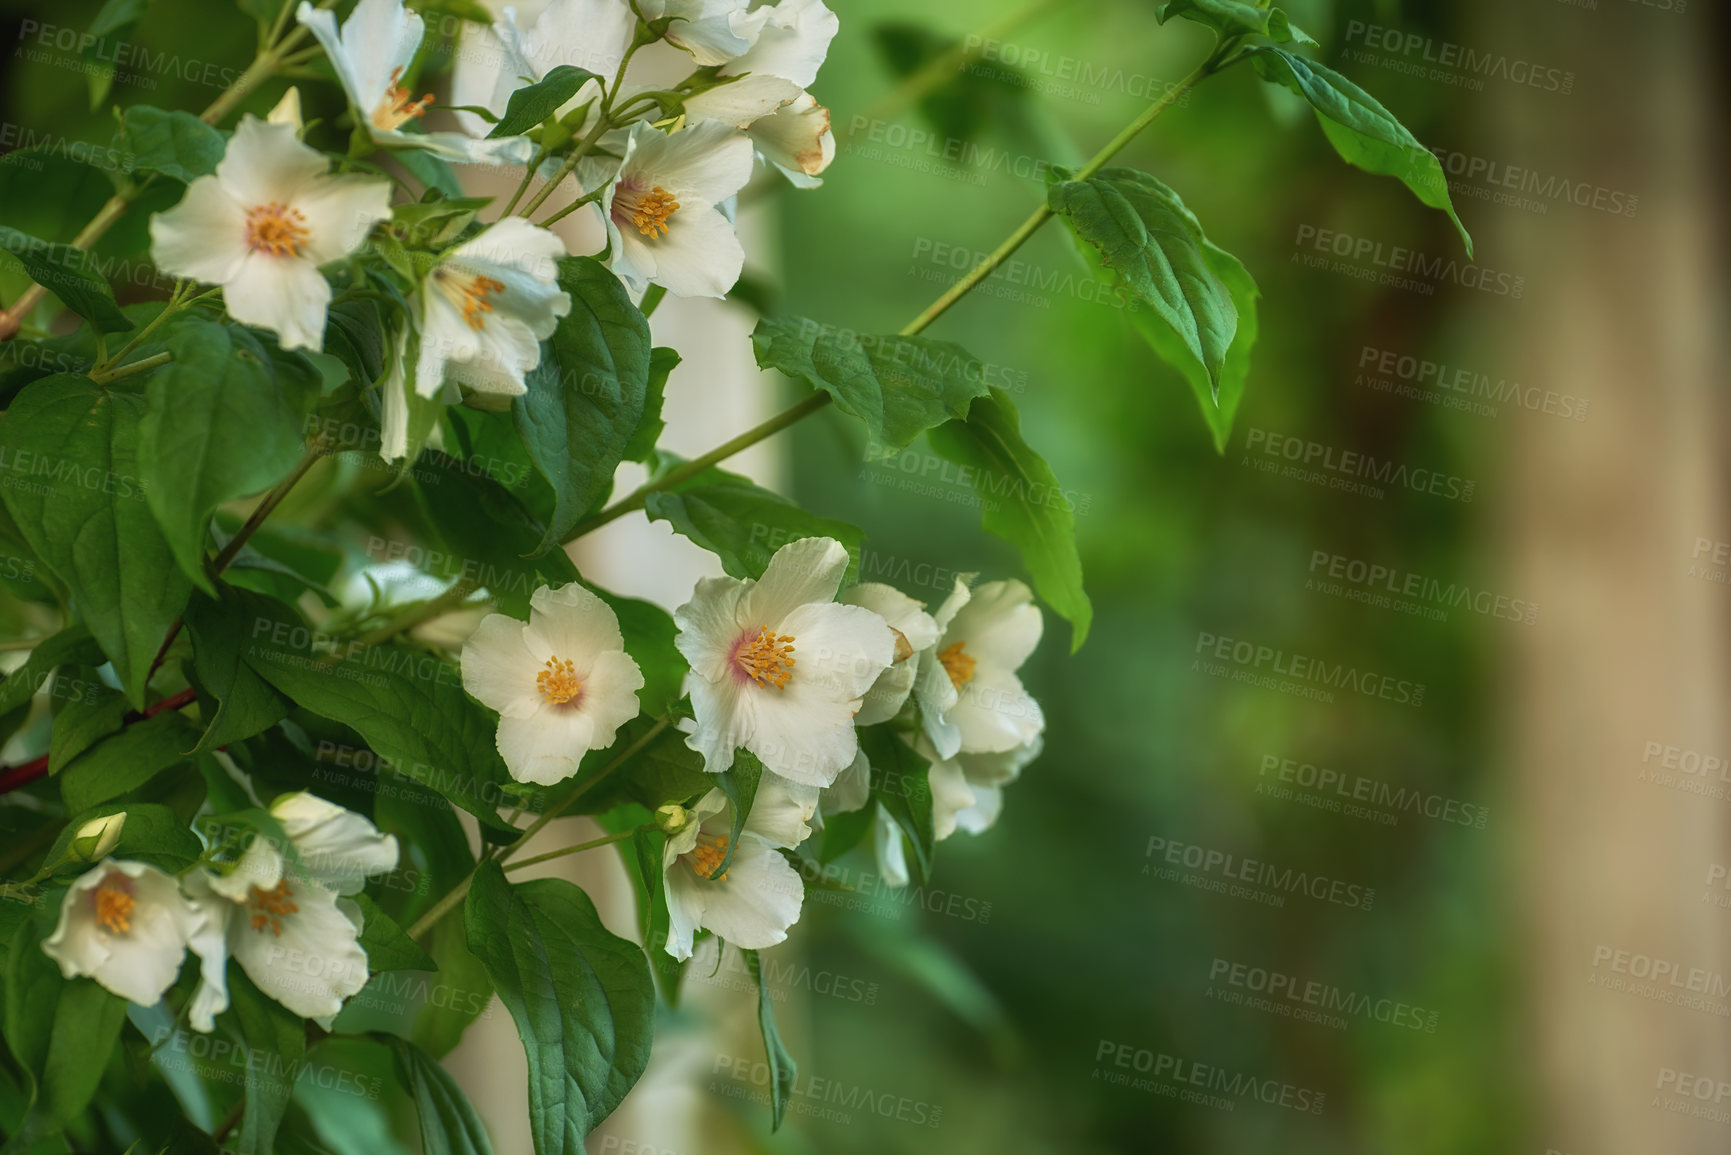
[536,656,582,705]
[244,202,309,257]
[939,641,976,689]
[629,186,679,238]
[687,837,731,880]
[93,875,134,934]
[734,626,796,689]
[433,267,506,331]
[247,880,299,937]
[371,67,435,131]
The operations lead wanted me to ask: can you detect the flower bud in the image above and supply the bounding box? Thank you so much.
[655,804,693,835]
[71,812,126,861]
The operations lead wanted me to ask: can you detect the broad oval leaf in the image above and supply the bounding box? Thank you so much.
[113,106,225,183]
[1156,0,1316,44]
[1244,45,1472,255]
[0,225,130,333]
[750,316,992,459]
[489,65,602,138]
[1048,169,1239,396]
[464,862,654,1153]
[925,391,1091,650]
[389,1036,497,1155]
[0,376,192,705]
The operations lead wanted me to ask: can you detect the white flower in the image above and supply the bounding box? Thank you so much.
[602,120,754,298]
[188,794,400,1026]
[723,0,838,89]
[148,116,392,351]
[915,578,1045,760]
[298,0,534,166]
[462,582,645,785]
[409,216,572,403]
[662,776,813,959]
[451,0,633,140]
[267,87,304,133]
[927,736,1042,841]
[839,582,939,725]
[41,860,215,1011]
[675,537,895,787]
[640,0,753,64]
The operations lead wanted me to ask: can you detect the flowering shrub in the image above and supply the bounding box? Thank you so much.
[0,0,1464,1149]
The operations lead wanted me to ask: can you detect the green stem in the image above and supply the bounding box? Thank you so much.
[89,350,172,385]
[500,146,548,217]
[560,49,1228,543]
[518,37,643,218]
[406,717,673,942]
[92,281,186,374]
[538,187,604,228]
[343,578,479,653]
[504,829,637,873]
[638,283,666,319]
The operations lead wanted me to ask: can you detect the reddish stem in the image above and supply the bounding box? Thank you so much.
[0,686,198,795]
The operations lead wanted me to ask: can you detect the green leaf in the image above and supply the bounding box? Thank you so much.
[2,923,126,1133]
[464,863,655,1150]
[925,392,1091,649]
[711,749,764,880]
[0,626,104,718]
[819,805,872,863]
[141,321,319,591]
[243,632,516,835]
[615,825,685,1001]
[1155,0,1316,44]
[354,893,436,972]
[489,66,602,138]
[389,1037,496,1155]
[567,716,708,817]
[643,460,863,585]
[592,587,685,718]
[57,711,198,813]
[750,316,992,458]
[622,347,678,464]
[47,668,128,772]
[183,585,291,753]
[0,376,192,705]
[740,949,797,1132]
[228,969,305,1155]
[859,726,933,883]
[113,107,227,183]
[514,257,650,550]
[0,228,130,334]
[37,802,203,873]
[1243,46,1472,255]
[84,0,155,108]
[1048,169,1240,395]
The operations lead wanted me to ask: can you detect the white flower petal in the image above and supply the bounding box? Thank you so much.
[744,675,860,786]
[462,612,542,718]
[527,583,625,670]
[496,708,593,785]
[842,582,940,652]
[577,647,646,745]
[820,748,870,814]
[682,73,803,127]
[855,657,914,726]
[948,579,1042,672]
[271,792,400,895]
[873,804,909,888]
[749,92,833,181]
[223,252,331,352]
[926,751,976,842]
[684,672,755,775]
[721,0,837,88]
[673,575,751,681]
[614,203,743,299]
[624,119,755,206]
[216,116,330,206]
[777,601,894,701]
[744,536,850,626]
[645,0,753,64]
[229,878,369,1021]
[294,175,393,265]
[41,861,195,1009]
[148,176,249,285]
[948,663,1044,755]
[682,839,803,949]
[742,773,818,847]
[952,783,1003,836]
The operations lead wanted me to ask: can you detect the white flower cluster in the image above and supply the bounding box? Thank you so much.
[460,536,1047,959]
[145,0,839,455]
[42,793,401,1031]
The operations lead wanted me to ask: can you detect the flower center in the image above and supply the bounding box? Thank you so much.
[686,836,731,880]
[939,642,976,689]
[247,880,299,937]
[432,267,506,331]
[733,626,796,689]
[371,67,435,131]
[536,656,582,705]
[618,185,679,238]
[93,875,134,934]
[245,202,309,257]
